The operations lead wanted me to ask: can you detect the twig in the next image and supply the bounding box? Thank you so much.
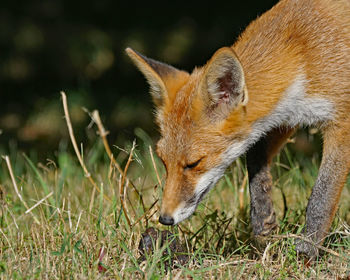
[91,109,136,228]
[120,141,136,192]
[6,206,19,230]
[239,173,248,211]
[25,191,53,214]
[131,199,159,227]
[218,259,257,267]
[126,184,138,218]
[123,179,131,221]
[92,109,148,228]
[91,110,123,174]
[68,193,72,231]
[145,209,157,222]
[149,145,162,189]
[262,242,272,265]
[75,210,83,233]
[0,228,16,258]
[327,230,350,237]
[89,185,96,214]
[60,91,110,202]
[2,155,40,224]
[118,141,136,228]
[216,217,233,251]
[272,233,348,258]
[280,186,288,221]
[129,179,146,214]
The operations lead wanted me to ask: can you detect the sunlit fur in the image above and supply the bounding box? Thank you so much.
[127,0,350,224]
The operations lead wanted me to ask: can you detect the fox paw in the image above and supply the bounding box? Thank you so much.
[252,210,277,237]
[295,239,319,258]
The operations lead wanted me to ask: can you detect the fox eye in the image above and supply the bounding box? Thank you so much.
[184,158,202,170]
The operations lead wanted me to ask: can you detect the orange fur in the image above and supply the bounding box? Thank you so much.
[126,0,350,231]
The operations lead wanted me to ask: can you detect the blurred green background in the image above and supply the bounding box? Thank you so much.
[2,0,322,159]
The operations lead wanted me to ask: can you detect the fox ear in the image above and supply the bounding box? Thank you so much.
[126,48,189,107]
[201,47,248,119]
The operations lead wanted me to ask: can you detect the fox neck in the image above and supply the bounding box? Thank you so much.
[232,24,306,131]
[220,56,334,165]
[221,0,336,155]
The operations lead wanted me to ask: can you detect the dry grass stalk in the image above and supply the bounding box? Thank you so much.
[75,210,83,233]
[131,198,159,227]
[25,191,53,214]
[261,242,272,265]
[273,233,348,258]
[91,110,123,175]
[118,141,136,227]
[218,259,257,267]
[149,145,162,189]
[239,173,248,211]
[2,155,40,224]
[90,109,141,228]
[89,186,96,214]
[0,228,16,258]
[60,91,111,202]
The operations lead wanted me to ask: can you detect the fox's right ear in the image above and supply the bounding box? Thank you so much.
[125,48,189,108]
[200,47,248,120]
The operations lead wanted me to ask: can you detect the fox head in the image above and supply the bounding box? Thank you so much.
[126,47,249,225]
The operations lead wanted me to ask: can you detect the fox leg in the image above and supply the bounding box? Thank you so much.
[296,124,350,257]
[247,127,295,236]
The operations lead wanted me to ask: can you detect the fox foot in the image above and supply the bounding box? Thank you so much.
[251,208,277,237]
[295,238,319,258]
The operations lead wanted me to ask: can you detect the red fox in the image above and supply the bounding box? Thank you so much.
[126,0,350,256]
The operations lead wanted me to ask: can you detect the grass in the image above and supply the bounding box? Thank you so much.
[0,102,349,279]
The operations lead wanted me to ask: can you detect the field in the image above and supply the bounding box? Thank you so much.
[0,96,349,279]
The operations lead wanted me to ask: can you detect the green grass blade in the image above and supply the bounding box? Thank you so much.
[23,153,56,208]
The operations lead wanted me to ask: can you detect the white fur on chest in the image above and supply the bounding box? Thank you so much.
[223,74,335,165]
[254,74,334,132]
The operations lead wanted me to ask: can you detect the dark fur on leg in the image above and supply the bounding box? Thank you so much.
[247,138,277,237]
[295,125,350,257]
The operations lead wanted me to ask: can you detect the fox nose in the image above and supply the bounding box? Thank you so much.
[159,215,174,225]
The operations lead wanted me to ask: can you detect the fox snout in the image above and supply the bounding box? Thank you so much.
[159,200,198,226]
[159,189,197,226]
[159,167,224,225]
[159,214,174,226]
[159,180,201,226]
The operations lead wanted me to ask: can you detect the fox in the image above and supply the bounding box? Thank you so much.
[126,0,350,257]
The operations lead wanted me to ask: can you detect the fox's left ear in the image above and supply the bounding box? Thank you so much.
[201,47,248,119]
[125,48,189,108]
